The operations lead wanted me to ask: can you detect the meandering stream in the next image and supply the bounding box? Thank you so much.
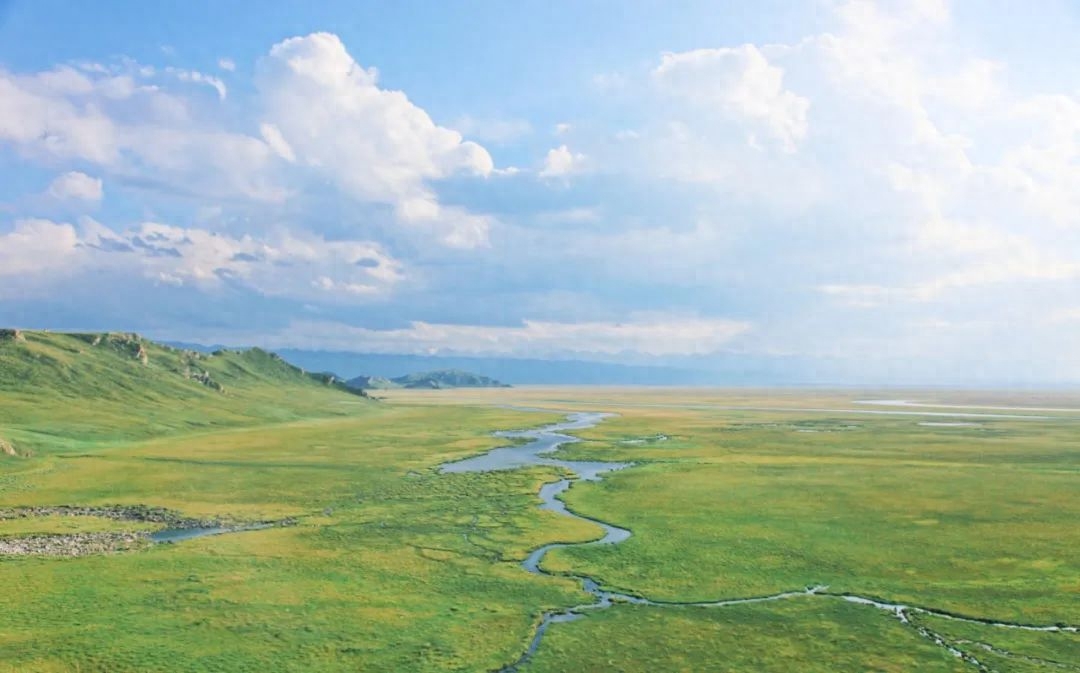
[440,410,1078,672]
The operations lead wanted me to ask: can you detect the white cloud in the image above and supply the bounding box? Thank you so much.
[235,315,751,357]
[653,45,809,152]
[165,67,227,100]
[0,37,498,243]
[539,144,586,178]
[0,216,403,302]
[602,0,1080,302]
[0,219,81,281]
[218,58,236,72]
[259,123,295,162]
[0,65,281,201]
[180,69,227,99]
[0,68,121,163]
[46,171,103,202]
[257,32,496,247]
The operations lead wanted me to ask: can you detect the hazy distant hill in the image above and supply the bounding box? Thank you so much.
[345,375,398,390]
[347,369,510,390]
[0,329,367,456]
[277,350,711,385]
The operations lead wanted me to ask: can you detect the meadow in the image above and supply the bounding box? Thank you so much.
[1,336,1077,671]
[385,387,1080,671]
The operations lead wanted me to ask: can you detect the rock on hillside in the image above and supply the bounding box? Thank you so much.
[0,438,17,456]
[0,329,25,342]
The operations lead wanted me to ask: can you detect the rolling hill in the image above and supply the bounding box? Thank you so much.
[0,329,368,456]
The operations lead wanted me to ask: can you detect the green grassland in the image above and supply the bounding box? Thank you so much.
[912,614,1080,670]
[526,600,972,673]
[2,336,1078,671]
[0,332,600,671]
[545,409,1080,623]
[384,388,1080,671]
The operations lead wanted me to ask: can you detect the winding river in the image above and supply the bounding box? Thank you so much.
[439,410,1078,672]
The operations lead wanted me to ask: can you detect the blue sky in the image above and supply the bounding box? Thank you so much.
[1,0,1079,383]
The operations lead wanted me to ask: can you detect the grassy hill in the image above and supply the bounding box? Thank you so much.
[347,368,510,390]
[0,329,367,456]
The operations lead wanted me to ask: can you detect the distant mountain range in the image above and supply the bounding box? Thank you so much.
[347,369,510,390]
[158,342,843,386]
[271,350,717,385]
[159,343,712,385]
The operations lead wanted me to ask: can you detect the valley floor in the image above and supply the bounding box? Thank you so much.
[1,387,1078,671]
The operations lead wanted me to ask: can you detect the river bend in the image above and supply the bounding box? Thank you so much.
[439,410,1078,672]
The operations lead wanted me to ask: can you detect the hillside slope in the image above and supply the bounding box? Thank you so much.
[0,329,367,455]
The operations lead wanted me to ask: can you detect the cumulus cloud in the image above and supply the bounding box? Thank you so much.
[3,8,1079,376]
[596,0,1080,306]
[46,171,103,202]
[653,45,809,152]
[0,67,121,164]
[0,37,498,245]
[0,219,81,280]
[257,32,496,246]
[0,64,282,200]
[0,216,403,302]
[539,144,586,178]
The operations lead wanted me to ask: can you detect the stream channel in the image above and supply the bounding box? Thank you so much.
[439,409,1078,672]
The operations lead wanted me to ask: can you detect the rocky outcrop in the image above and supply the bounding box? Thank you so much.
[0,506,299,557]
[0,329,25,343]
[183,366,225,392]
[0,532,148,556]
[84,332,151,364]
[0,504,222,526]
[309,372,341,386]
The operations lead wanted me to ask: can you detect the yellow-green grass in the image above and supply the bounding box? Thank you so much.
[524,600,972,672]
[538,406,1080,625]
[0,330,367,457]
[0,336,599,673]
[911,614,1080,669]
[3,374,1078,671]
[0,514,160,537]
[387,388,1079,667]
[0,401,605,672]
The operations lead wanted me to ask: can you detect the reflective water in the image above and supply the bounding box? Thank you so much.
[150,524,271,543]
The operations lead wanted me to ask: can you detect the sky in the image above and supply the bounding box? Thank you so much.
[1,0,1079,384]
